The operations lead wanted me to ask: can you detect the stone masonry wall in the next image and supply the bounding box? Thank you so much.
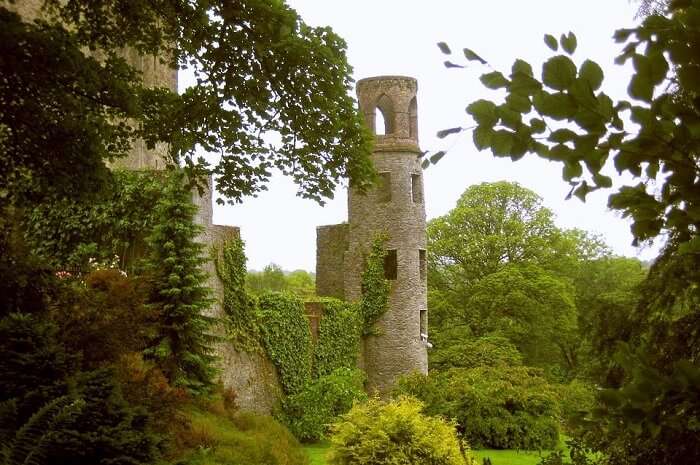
[316,223,349,299]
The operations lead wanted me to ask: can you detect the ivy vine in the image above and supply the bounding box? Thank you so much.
[23,170,166,273]
[359,234,391,335]
[215,237,262,353]
[257,292,313,395]
[312,298,361,378]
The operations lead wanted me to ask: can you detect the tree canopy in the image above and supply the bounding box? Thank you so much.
[434,2,700,463]
[1,0,374,208]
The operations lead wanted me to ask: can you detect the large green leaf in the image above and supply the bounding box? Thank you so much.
[533,91,578,120]
[473,126,494,151]
[542,55,577,91]
[506,93,532,113]
[467,100,499,127]
[491,130,515,156]
[579,60,604,90]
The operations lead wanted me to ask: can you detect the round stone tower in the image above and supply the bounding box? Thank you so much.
[345,76,428,394]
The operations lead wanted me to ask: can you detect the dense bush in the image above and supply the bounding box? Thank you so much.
[329,396,475,465]
[257,292,313,395]
[51,269,158,369]
[313,299,362,378]
[278,367,367,442]
[397,366,560,450]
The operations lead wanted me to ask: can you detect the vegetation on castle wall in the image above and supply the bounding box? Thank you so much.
[359,234,390,335]
[257,292,313,396]
[215,238,263,353]
[312,298,362,378]
[23,169,165,273]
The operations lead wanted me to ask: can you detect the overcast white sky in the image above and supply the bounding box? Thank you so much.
[212,0,658,272]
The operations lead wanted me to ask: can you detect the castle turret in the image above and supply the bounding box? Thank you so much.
[344,76,428,393]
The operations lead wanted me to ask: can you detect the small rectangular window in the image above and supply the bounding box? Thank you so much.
[384,249,397,280]
[419,249,426,281]
[379,172,392,202]
[411,174,423,203]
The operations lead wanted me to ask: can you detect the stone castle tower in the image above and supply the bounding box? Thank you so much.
[317,76,429,393]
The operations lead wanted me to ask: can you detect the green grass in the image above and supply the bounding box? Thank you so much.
[472,448,548,465]
[302,437,571,465]
[304,441,331,465]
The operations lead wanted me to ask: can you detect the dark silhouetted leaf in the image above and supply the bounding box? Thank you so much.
[437,127,463,138]
[437,42,452,55]
[544,34,558,51]
[463,48,487,64]
[560,32,577,54]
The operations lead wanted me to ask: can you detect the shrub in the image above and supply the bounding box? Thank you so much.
[329,396,475,465]
[278,367,367,442]
[397,366,560,450]
[51,269,158,369]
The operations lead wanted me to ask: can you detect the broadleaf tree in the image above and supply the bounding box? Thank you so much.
[435,2,700,464]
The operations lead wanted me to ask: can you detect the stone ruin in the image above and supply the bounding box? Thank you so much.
[10,1,428,410]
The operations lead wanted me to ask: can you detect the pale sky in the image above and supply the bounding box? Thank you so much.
[210,0,658,272]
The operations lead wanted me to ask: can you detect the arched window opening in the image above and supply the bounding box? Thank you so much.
[409,97,418,139]
[375,107,388,135]
[374,94,395,135]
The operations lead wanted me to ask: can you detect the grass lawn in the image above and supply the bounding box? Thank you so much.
[472,448,548,465]
[304,441,331,465]
[303,438,569,465]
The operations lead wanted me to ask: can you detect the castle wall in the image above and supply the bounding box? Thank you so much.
[316,223,349,299]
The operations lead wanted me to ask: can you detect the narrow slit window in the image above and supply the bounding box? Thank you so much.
[378,172,392,203]
[384,249,397,280]
[419,249,426,281]
[411,174,423,203]
[420,310,427,339]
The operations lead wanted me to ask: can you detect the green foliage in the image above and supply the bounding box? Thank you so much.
[313,298,362,378]
[429,335,524,371]
[144,170,217,395]
[2,0,374,209]
[439,3,700,463]
[50,270,158,369]
[42,368,162,465]
[0,313,77,441]
[257,292,313,396]
[439,4,700,248]
[247,264,316,299]
[216,238,263,353]
[278,368,367,443]
[359,235,390,335]
[428,182,608,378]
[397,367,560,450]
[23,170,165,272]
[329,396,474,465]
